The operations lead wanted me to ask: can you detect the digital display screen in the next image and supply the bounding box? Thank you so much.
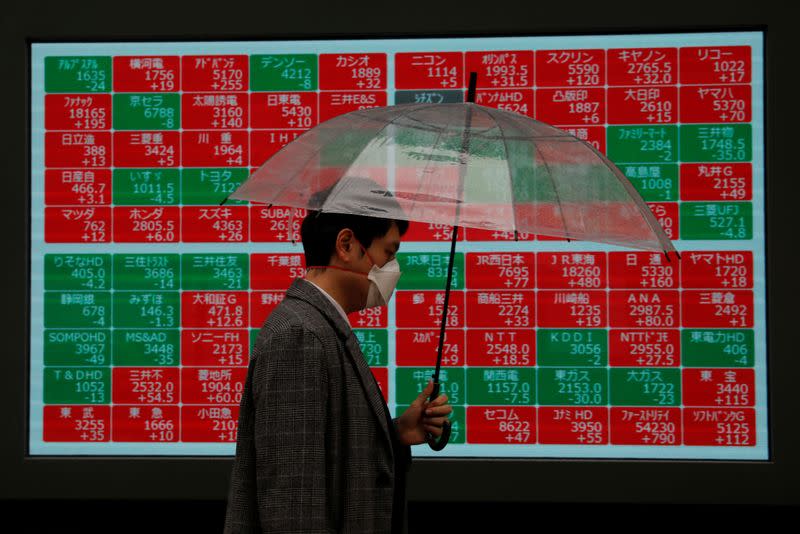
[29,31,766,458]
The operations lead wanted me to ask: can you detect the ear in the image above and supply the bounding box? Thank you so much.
[334,228,355,262]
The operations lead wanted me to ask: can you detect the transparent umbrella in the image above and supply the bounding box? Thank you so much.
[225,73,677,450]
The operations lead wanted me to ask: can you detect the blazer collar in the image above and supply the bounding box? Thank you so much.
[285,278,394,454]
[286,277,352,339]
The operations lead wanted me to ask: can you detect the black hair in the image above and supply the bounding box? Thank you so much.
[300,179,409,267]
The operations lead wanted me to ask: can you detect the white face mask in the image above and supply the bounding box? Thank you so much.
[364,256,401,309]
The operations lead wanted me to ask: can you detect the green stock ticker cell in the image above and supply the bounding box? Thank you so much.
[44,329,111,367]
[354,329,389,367]
[112,329,180,367]
[113,169,180,205]
[679,124,752,163]
[537,368,608,406]
[682,329,754,367]
[536,329,608,367]
[250,54,318,91]
[181,254,249,290]
[112,93,180,130]
[395,367,465,406]
[396,252,464,290]
[680,202,753,240]
[113,254,180,290]
[395,404,466,444]
[44,291,111,329]
[607,125,678,163]
[44,367,110,404]
[45,56,111,93]
[182,168,249,205]
[466,367,536,406]
[44,254,111,291]
[112,291,180,329]
[609,368,681,406]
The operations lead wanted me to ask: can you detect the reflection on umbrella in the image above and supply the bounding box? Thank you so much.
[225,72,677,450]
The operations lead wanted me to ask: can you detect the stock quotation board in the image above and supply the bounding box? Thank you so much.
[30,32,766,458]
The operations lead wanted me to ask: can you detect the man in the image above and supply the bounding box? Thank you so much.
[223,195,452,533]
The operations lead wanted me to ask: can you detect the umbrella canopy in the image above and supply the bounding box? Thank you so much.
[229,101,676,255]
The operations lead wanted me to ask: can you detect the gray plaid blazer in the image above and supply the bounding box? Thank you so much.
[224,277,412,533]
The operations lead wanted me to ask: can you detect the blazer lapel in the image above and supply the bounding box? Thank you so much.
[286,278,393,452]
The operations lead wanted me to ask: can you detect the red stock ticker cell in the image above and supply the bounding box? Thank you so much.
[538,407,609,445]
[395,329,465,367]
[607,86,678,124]
[112,368,179,405]
[466,329,535,367]
[682,368,755,408]
[609,407,681,445]
[250,130,303,167]
[181,292,249,329]
[250,253,306,290]
[250,206,305,243]
[319,91,387,122]
[181,55,249,92]
[609,329,680,367]
[319,53,387,91]
[182,130,247,167]
[250,92,318,129]
[466,252,535,290]
[111,405,180,442]
[181,206,249,243]
[681,290,754,328]
[680,85,752,123]
[45,132,111,168]
[683,408,756,446]
[608,251,679,289]
[608,290,680,329]
[680,163,753,201]
[535,49,605,87]
[466,290,535,329]
[45,206,111,243]
[349,307,388,329]
[45,93,111,130]
[537,290,607,328]
[181,329,250,367]
[181,366,247,405]
[395,290,464,329]
[43,405,110,442]
[114,56,181,92]
[113,206,179,243]
[607,48,678,86]
[473,89,534,117]
[181,405,240,442]
[680,251,753,289]
[113,131,179,168]
[679,46,751,85]
[45,169,111,206]
[466,406,537,444]
[182,93,249,129]
[535,87,605,126]
[466,50,534,89]
[395,52,463,90]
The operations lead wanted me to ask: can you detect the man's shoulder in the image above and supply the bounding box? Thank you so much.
[254,294,339,353]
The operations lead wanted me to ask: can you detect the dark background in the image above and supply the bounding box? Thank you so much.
[2,0,797,530]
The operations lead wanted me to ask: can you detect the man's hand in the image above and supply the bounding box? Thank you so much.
[396,379,453,446]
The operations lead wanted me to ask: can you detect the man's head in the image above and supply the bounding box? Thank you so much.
[300,181,409,313]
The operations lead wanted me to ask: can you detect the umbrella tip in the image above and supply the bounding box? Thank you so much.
[219,195,229,206]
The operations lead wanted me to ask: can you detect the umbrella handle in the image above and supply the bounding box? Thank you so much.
[426,380,452,451]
